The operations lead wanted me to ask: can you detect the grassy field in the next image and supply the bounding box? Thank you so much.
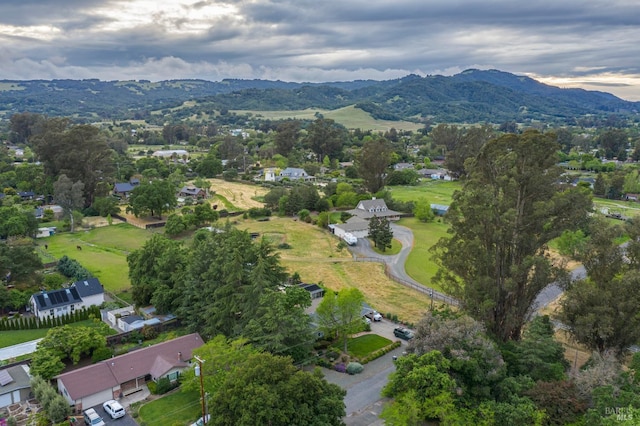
[38,223,153,294]
[233,105,424,132]
[138,389,202,426]
[235,216,434,322]
[386,180,461,205]
[370,238,402,255]
[399,217,451,293]
[593,197,640,218]
[207,178,269,210]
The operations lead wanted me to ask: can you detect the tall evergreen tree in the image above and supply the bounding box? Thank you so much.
[433,130,592,342]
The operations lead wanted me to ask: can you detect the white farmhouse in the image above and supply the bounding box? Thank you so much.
[29,278,105,320]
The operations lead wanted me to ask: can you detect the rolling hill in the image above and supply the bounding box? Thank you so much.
[0,69,637,124]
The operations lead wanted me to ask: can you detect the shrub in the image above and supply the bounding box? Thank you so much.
[278,242,292,249]
[91,346,113,363]
[326,350,340,361]
[141,324,158,340]
[347,362,364,375]
[316,358,332,369]
[154,377,178,394]
[334,363,347,373]
[147,381,157,394]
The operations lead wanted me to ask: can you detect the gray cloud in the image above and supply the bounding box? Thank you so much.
[0,0,639,99]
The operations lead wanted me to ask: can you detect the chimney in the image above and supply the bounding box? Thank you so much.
[178,351,182,361]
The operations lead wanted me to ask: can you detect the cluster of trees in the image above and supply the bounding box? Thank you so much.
[30,376,71,424]
[180,336,346,426]
[382,310,640,424]
[30,324,113,379]
[127,227,315,362]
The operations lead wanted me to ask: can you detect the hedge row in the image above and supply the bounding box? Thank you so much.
[359,341,402,364]
[0,306,100,331]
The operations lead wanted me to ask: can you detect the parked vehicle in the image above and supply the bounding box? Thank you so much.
[83,408,105,426]
[191,414,211,426]
[393,327,414,340]
[103,399,125,419]
[364,310,383,321]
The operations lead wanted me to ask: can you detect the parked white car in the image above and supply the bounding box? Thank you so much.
[103,399,126,419]
[83,408,105,426]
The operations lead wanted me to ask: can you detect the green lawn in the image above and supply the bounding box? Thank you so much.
[386,180,461,205]
[138,389,202,426]
[37,223,153,294]
[0,319,117,349]
[348,334,393,358]
[370,238,402,255]
[399,217,450,292]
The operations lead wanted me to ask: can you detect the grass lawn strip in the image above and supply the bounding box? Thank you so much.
[138,389,202,426]
[399,217,450,293]
[0,320,118,349]
[347,334,392,358]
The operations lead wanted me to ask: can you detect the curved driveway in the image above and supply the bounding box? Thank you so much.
[348,223,455,304]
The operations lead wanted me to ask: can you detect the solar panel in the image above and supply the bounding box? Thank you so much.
[0,369,13,386]
[37,295,45,306]
[60,292,68,302]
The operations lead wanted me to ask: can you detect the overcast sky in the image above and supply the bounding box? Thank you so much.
[1,0,640,100]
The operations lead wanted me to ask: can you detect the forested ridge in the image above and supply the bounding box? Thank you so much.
[1,69,637,123]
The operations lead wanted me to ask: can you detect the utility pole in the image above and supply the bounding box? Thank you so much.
[194,355,207,425]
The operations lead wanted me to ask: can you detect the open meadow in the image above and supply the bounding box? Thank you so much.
[235,216,435,322]
[385,180,460,205]
[233,105,425,132]
[39,223,154,297]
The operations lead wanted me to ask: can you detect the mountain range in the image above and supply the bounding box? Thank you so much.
[0,69,637,124]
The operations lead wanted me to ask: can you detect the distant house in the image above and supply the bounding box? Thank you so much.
[177,186,206,199]
[18,191,35,200]
[393,162,414,171]
[431,204,450,216]
[29,278,105,320]
[152,149,189,159]
[417,168,454,181]
[263,168,278,182]
[626,194,640,202]
[347,198,401,221]
[331,198,402,242]
[298,283,325,299]
[279,167,314,182]
[0,365,32,409]
[113,182,135,198]
[36,227,56,238]
[56,333,204,411]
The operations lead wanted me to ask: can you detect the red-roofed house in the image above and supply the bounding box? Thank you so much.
[56,333,203,411]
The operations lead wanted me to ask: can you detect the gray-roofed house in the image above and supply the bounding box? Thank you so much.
[0,365,32,409]
[177,186,206,199]
[29,278,104,321]
[279,167,314,182]
[330,198,403,242]
[56,333,204,412]
[113,182,135,198]
[431,204,450,216]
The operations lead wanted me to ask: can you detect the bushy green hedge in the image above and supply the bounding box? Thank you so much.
[0,305,101,331]
[359,341,402,364]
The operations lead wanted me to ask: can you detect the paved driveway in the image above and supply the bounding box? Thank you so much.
[87,403,139,426]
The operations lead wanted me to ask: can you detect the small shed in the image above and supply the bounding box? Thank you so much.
[299,283,325,299]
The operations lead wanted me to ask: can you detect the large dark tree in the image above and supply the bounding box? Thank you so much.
[128,179,177,219]
[433,130,592,342]
[127,234,188,311]
[179,228,288,338]
[30,122,114,205]
[560,220,640,355]
[305,118,347,162]
[53,174,84,232]
[356,137,392,193]
[207,351,345,426]
[275,120,300,156]
[597,128,628,159]
[368,216,393,252]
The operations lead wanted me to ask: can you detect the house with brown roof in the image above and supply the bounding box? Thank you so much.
[56,333,203,411]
